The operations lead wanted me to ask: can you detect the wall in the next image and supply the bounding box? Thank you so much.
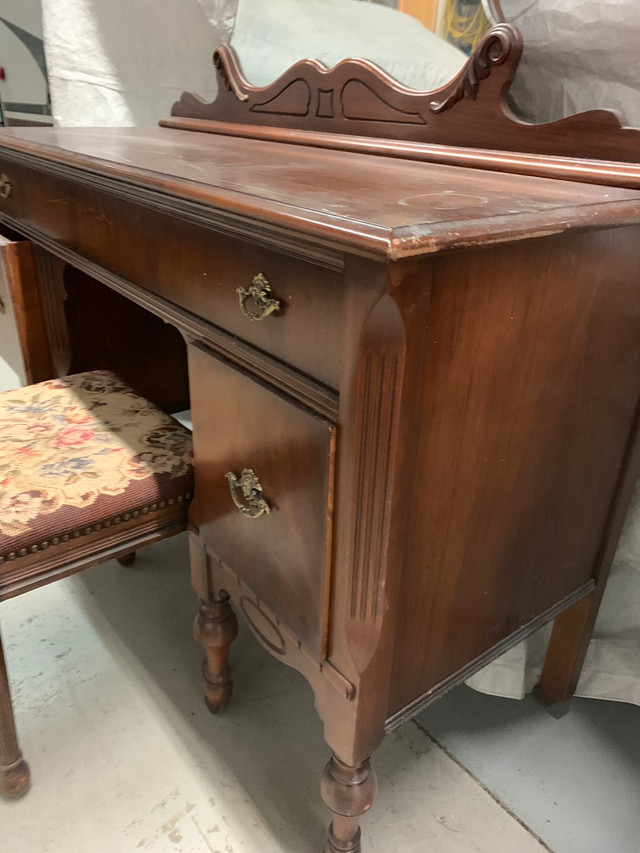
[0,0,50,125]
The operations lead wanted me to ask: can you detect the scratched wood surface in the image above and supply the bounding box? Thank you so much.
[1,127,640,261]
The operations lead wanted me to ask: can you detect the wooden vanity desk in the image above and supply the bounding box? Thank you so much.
[1,26,640,851]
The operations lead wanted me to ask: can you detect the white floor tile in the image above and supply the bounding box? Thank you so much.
[419,684,640,853]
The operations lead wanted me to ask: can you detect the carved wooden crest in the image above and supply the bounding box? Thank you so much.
[163,24,640,167]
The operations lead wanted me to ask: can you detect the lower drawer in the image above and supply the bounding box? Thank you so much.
[188,344,336,659]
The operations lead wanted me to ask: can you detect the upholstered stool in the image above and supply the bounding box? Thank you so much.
[0,370,193,798]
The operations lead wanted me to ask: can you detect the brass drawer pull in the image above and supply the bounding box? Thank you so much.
[225,468,271,518]
[236,273,281,321]
[0,174,12,200]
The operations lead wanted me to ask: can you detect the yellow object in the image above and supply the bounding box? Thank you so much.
[439,0,491,54]
[398,0,440,31]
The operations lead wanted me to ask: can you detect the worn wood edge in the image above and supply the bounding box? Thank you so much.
[0,139,381,266]
[0,142,640,262]
[160,117,640,192]
[321,426,338,660]
[2,139,640,260]
[384,579,596,732]
[0,211,339,420]
[388,201,640,259]
[0,508,187,602]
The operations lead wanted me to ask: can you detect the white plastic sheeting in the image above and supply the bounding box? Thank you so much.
[41,0,238,126]
[499,0,640,127]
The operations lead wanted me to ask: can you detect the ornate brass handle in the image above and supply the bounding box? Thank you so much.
[236,273,281,321]
[225,468,271,519]
[0,174,12,200]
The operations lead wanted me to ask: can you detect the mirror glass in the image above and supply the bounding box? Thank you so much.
[227,0,640,129]
[228,0,471,94]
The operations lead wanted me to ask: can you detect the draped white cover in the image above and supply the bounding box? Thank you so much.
[498,0,640,127]
[41,0,237,126]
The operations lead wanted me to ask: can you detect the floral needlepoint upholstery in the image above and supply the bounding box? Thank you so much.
[0,371,193,565]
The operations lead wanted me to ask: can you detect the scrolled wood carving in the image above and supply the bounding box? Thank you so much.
[430,23,517,114]
[162,23,640,166]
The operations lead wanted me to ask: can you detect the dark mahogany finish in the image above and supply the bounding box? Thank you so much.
[164,26,640,187]
[1,29,640,845]
[0,232,51,384]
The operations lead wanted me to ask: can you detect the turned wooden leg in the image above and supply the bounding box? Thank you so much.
[534,593,598,707]
[0,629,30,798]
[194,591,238,714]
[321,754,377,853]
[117,552,136,567]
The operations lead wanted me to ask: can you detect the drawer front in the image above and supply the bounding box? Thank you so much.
[0,158,344,388]
[188,344,335,659]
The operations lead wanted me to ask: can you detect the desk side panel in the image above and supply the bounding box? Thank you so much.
[387,226,640,716]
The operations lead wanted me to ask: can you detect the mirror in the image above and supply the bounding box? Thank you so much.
[226,0,469,93]
[225,0,639,129]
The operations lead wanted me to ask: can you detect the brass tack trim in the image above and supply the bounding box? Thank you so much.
[0,493,192,565]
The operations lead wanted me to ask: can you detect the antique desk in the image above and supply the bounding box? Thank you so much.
[1,26,640,852]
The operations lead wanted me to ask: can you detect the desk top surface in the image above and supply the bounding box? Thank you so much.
[1,126,640,260]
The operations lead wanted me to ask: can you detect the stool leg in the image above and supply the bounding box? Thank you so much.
[117,552,136,567]
[194,592,238,713]
[0,628,30,798]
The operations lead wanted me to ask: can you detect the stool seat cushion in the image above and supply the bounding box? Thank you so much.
[0,371,193,564]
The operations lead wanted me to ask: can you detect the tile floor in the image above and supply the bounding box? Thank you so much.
[1,537,549,853]
[3,534,639,853]
[1,361,639,852]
